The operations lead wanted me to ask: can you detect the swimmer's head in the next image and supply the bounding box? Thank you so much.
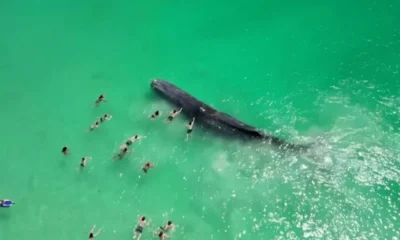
[173,110,177,113]
[82,157,85,161]
[141,216,146,221]
[62,146,68,153]
[155,111,159,115]
[167,220,172,225]
[134,135,138,139]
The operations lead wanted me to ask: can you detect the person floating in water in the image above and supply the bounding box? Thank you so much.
[89,121,100,131]
[133,216,148,240]
[80,157,92,167]
[62,146,69,155]
[89,225,102,239]
[150,110,161,120]
[160,220,174,232]
[114,147,131,160]
[0,199,15,207]
[186,117,195,141]
[165,108,183,122]
[100,114,112,123]
[95,94,107,106]
[153,231,169,240]
[120,135,146,150]
[142,162,154,173]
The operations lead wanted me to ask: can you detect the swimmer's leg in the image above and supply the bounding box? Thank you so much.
[136,233,142,240]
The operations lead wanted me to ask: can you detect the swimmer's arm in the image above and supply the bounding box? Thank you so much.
[90,225,96,233]
[94,228,102,236]
[178,108,183,113]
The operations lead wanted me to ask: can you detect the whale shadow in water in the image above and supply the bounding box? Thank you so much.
[150,79,310,152]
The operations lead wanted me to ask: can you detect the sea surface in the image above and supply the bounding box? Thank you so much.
[0,0,399,239]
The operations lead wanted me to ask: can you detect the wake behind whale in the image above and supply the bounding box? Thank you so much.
[151,79,309,151]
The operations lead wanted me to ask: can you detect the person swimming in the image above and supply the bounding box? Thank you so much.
[165,108,182,122]
[134,216,148,240]
[80,157,92,167]
[142,162,154,173]
[0,199,15,207]
[186,117,195,141]
[114,147,131,160]
[150,110,161,119]
[100,114,112,123]
[95,94,107,106]
[62,146,69,155]
[160,220,174,232]
[88,225,102,239]
[120,135,146,150]
[153,231,169,240]
[89,121,100,131]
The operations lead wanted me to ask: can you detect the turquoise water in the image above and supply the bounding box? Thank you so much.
[1,0,400,239]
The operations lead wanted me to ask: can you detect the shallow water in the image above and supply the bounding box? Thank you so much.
[1,0,400,239]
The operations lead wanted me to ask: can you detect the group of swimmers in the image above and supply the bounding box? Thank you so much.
[89,113,112,131]
[132,216,174,240]
[60,94,194,239]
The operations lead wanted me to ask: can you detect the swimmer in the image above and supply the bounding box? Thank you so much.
[89,225,102,239]
[0,199,15,207]
[160,220,174,232]
[142,162,154,173]
[150,110,162,120]
[95,94,107,106]
[186,117,195,141]
[133,216,148,240]
[62,146,69,155]
[80,157,92,167]
[100,114,112,123]
[165,108,183,122]
[114,147,131,160]
[120,135,146,149]
[153,231,169,240]
[89,121,100,131]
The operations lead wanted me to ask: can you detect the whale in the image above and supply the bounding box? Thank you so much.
[151,79,308,150]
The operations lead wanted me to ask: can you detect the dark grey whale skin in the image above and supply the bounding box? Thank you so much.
[151,79,308,150]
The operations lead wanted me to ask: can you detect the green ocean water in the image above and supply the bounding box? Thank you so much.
[1,0,400,239]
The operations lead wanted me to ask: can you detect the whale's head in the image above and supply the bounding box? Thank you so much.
[151,79,187,105]
[151,79,202,116]
[151,79,169,94]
